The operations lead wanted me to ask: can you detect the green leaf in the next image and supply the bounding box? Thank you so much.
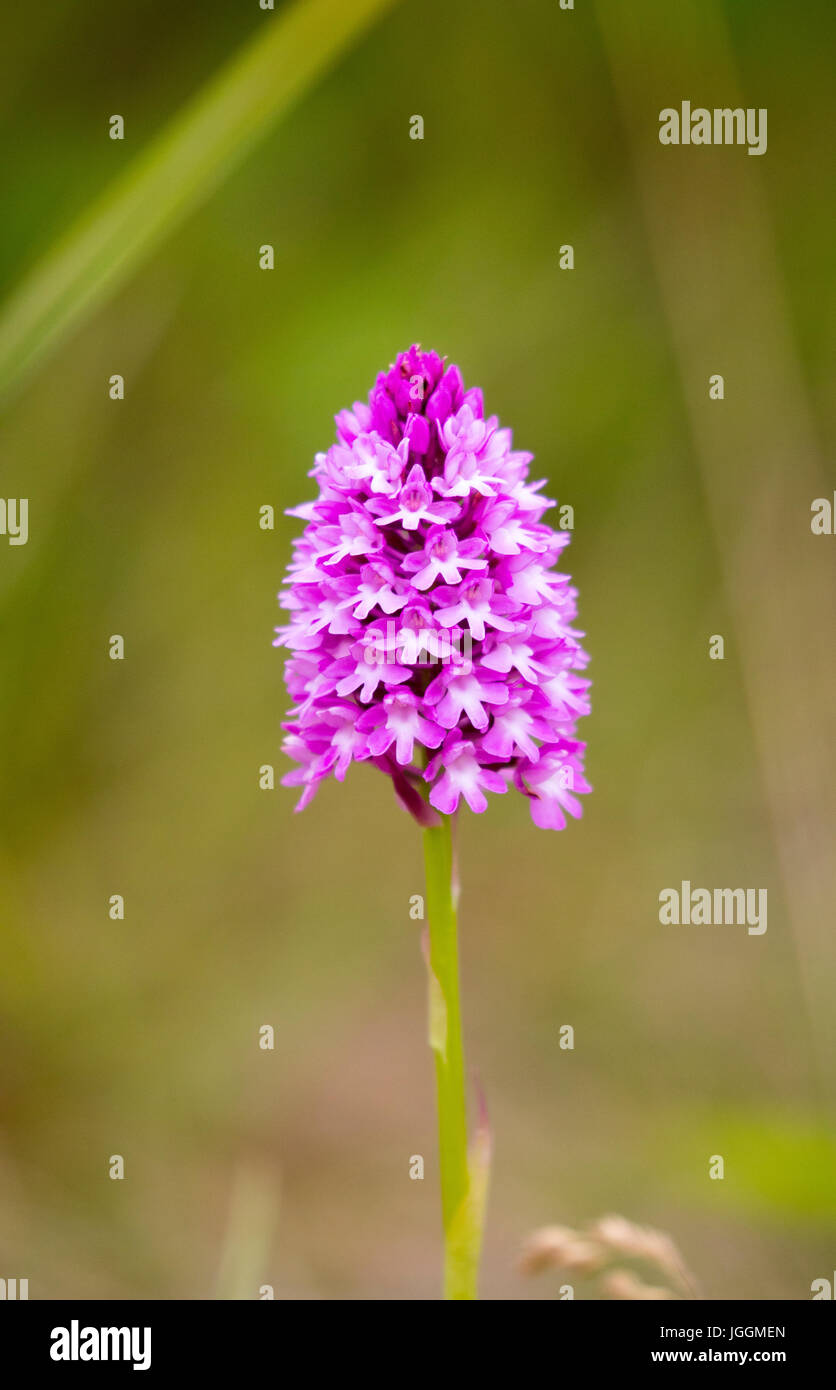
[0,0,398,401]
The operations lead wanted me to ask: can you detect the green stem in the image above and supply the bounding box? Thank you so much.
[423,817,475,1300]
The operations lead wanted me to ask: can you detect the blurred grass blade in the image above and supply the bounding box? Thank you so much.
[0,0,398,402]
[213,1161,281,1300]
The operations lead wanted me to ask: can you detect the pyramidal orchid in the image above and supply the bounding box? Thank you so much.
[275,346,591,1298]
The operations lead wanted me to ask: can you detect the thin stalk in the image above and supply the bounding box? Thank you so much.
[423,816,475,1299]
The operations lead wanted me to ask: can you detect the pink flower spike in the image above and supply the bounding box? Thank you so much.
[277,346,589,829]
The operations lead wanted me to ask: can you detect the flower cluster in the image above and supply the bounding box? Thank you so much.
[276,346,590,828]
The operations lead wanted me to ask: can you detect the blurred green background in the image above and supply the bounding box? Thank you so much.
[1,0,835,1299]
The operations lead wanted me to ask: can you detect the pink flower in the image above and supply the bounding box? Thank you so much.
[515,743,592,830]
[332,642,412,703]
[358,691,445,766]
[424,667,509,732]
[277,346,591,829]
[402,526,488,591]
[339,561,408,619]
[434,577,516,642]
[373,463,458,531]
[426,736,508,815]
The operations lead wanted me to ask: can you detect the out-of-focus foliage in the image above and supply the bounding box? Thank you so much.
[1,0,834,1298]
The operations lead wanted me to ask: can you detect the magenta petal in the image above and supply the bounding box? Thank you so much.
[429,776,460,815]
